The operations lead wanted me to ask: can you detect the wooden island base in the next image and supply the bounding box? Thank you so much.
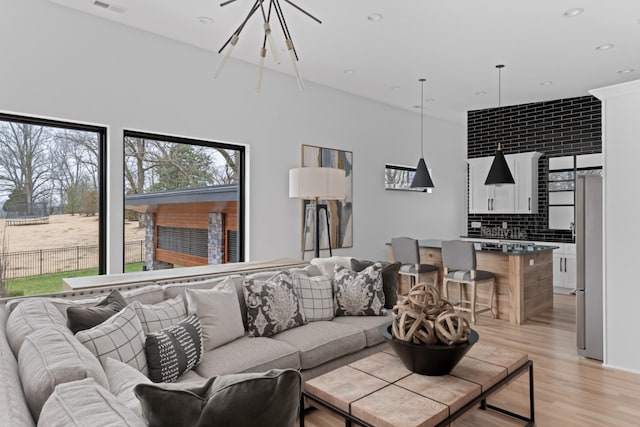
[388,245,554,325]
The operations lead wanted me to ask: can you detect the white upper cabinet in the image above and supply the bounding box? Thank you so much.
[468,152,542,214]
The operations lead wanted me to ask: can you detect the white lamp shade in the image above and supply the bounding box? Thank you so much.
[289,167,345,200]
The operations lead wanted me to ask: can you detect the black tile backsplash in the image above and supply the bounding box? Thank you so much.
[467,95,602,243]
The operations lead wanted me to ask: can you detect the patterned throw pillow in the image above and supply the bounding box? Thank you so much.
[292,272,334,321]
[145,314,203,383]
[76,304,148,376]
[131,296,187,334]
[243,271,307,337]
[350,259,401,309]
[334,264,385,316]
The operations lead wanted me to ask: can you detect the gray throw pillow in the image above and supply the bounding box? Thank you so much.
[243,270,307,337]
[145,314,204,383]
[134,369,302,427]
[291,271,334,321]
[350,259,401,309]
[67,289,127,334]
[334,263,385,316]
[131,296,187,334]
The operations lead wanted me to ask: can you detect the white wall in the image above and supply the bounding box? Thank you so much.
[591,79,640,373]
[0,0,467,272]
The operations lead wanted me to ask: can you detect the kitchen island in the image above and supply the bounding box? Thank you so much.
[387,240,558,324]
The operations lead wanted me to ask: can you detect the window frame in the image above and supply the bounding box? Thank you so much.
[0,112,107,274]
[122,130,246,265]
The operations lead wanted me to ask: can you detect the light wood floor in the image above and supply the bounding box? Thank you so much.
[299,295,640,426]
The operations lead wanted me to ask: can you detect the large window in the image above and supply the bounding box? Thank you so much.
[123,131,244,272]
[0,113,106,297]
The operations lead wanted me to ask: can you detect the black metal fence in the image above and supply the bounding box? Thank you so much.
[1,240,145,279]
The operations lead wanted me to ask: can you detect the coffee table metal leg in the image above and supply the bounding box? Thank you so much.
[299,394,305,427]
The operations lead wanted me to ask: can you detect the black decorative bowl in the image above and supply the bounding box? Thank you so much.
[380,322,479,376]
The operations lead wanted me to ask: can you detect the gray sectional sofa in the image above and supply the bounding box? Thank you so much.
[0,257,392,426]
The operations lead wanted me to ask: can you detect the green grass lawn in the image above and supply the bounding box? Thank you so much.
[6,262,145,296]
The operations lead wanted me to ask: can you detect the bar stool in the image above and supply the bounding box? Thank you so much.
[441,240,496,324]
[391,237,439,292]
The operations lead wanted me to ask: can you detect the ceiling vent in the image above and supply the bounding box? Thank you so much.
[92,0,127,14]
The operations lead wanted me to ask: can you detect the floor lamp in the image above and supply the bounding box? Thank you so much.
[289,167,346,259]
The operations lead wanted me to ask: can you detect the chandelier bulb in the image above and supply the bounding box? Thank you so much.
[286,39,304,91]
[263,23,281,64]
[213,34,239,80]
[256,48,266,93]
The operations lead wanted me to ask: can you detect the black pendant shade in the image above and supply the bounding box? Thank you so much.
[485,145,515,185]
[485,64,515,186]
[410,78,434,190]
[411,157,434,188]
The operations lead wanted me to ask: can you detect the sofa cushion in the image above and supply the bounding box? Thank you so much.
[0,305,36,427]
[75,304,148,376]
[18,328,109,420]
[45,285,164,319]
[243,270,307,337]
[310,256,353,279]
[104,357,151,420]
[185,278,244,351]
[6,299,68,356]
[292,272,334,321]
[331,313,393,347]
[351,259,401,309]
[38,378,145,427]
[134,369,301,427]
[145,314,203,383]
[271,321,366,370]
[66,289,127,334]
[334,264,385,316]
[162,275,249,331]
[131,296,187,334]
[195,336,300,378]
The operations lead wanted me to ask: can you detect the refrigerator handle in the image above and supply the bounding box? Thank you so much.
[576,289,585,350]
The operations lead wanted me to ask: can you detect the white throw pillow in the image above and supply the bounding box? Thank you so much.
[185,278,245,351]
[131,296,187,334]
[76,304,148,376]
[292,272,334,321]
[310,256,353,279]
[104,357,152,419]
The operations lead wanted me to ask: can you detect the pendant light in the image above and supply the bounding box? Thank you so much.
[410,78,435,189]
[485,64,515,185]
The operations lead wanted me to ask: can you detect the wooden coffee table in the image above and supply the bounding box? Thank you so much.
[301,343,534,427]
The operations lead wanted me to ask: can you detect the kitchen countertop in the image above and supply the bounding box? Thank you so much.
[416,239,559,255]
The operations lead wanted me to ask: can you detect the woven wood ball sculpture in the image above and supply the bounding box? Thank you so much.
[392,283,470,346]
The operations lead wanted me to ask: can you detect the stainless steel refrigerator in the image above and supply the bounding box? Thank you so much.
[576,174,603,361]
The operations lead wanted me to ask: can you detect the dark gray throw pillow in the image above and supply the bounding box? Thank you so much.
[67,289,127,334]
[334,264,385,316]
[351,259,401,309]
[145,314,203,383]
[134,369,302,427]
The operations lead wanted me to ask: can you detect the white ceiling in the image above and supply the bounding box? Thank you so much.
[49,0,640,122]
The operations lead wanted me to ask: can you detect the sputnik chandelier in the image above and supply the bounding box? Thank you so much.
[213,0,321,92]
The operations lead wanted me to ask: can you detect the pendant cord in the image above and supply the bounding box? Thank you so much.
[420,79,425,158]
[498,66,502,108]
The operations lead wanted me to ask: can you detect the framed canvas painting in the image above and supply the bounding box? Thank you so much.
[301,144,353,252]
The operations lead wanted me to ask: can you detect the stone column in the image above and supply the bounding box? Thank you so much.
[143,212,155,271]
[208,213,225,265]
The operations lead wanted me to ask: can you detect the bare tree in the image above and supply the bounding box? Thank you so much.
[0,123,52,215]
[50,130,99,214]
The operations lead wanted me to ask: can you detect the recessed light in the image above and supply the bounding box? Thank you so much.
[412,105,421,109]
[595,43,614,50]
[563,8,584,17]
[540,81,553,86]
[344,69,355,75]
[475,91,487,96]
[198,16,214,24]
[617,68,635,74]
[367,13,383,22]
